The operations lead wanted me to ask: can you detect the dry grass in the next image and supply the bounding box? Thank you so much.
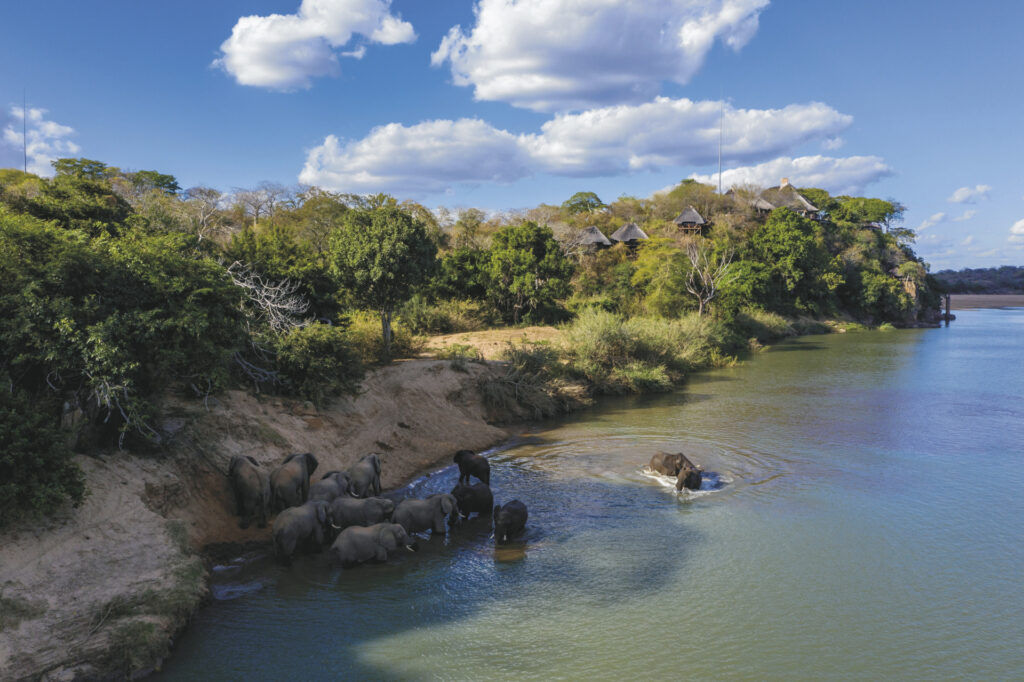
[425,326,564,361]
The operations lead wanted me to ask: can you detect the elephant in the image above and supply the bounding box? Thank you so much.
[330,523,418,568]
[272,499,330,564]
[309,471,351,502]
[450,482,493,522]
[675,463,703,491]
[270,452,319,513]
[347,454,382,498]
[227,455,271,529]
[649,452,701,478]
[453,449,490,486]
[327,496,396,533]
[493,500,528,543]
[393,494,457,535]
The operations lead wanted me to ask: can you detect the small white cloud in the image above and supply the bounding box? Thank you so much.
[1,106,79,176]
[960,235,975,246]
[689,154,891,195]
[1009,218,1024,242]
[214,0,415,90]
[822,136,844,150]
[432,0,769,112]
[951,209,976,223]
[947,184,991,203]
[916,212,946,231]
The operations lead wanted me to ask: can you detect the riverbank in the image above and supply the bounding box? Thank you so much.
[950,293,1024,309]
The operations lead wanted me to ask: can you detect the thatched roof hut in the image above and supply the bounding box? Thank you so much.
[673,206,706,234]
[758,178,819,217]
[610,222,649,244]
[577,225,612,249]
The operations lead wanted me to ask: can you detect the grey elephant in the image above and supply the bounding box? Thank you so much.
[309,471,351,502]
[272,499,330,564]
[227,455,271,529]
[270,452,319,512]
[347,453,382,498]
[450,482,493,522]
[453,449,490,485]
[330,522,418,568]
[493,499,528,543]
[393,493,457,535]
[649,452,702,476]
[328,496,395,532]
[675,462,703,491]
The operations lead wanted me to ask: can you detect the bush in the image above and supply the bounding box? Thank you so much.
[478,343,567,419]
[734,307,795,343]
[398,295,493,334]
[0,389,86,528]
[345,310,426,363]
[272,323,364,406]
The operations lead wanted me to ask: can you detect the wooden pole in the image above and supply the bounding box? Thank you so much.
[944,293,951,324]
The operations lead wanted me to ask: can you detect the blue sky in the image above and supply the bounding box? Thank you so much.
[1,0,1022,269]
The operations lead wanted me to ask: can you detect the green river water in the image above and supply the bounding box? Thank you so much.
[157,307,1024,680]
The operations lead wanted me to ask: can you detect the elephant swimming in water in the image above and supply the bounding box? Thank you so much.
[330,523,418,567]
[493,500,528,544]
[227,455,271,529]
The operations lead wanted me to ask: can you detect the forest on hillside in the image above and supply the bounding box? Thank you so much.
[932,266,1024,293]
[0,159,941,525]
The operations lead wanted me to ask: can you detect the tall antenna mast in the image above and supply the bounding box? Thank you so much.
[717,97,724,194]
[22,90,28,173]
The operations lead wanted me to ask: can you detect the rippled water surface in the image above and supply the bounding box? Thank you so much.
[158,309,1024,680]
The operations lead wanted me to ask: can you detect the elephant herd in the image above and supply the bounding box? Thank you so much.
[226,449,529,569]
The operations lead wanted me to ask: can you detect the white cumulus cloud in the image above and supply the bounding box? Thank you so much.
[916,212,946,231]
[1,106,80,176]
[951,209,976,223]
[300,98,853,195]
[214,0,415,90]
[1010,218,1024,242]
[431,0,769,112]
[947,184,991,203]
[688,155,891,195]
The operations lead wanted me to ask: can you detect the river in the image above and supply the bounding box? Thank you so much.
[157,307,1024,680]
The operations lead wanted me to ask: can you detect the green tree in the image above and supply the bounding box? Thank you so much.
[561,191,605,216]
[486,221,573,323]
[328,205,437,358]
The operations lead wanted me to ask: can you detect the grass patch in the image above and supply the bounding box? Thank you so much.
[398,296,494,334]
[346,310,426,363]
[434,343,484,372]
[478,343,572,419]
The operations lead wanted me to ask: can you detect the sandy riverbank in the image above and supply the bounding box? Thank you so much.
[0,359,511,681]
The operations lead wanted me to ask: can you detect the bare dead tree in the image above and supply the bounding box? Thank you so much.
[183,186,224,241]
[227,261,310,333]
[232,182,289,226]
[684,241,735,316]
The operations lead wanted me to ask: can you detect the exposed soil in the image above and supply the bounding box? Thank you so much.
[0,359,511,681]
[425,325,563,360]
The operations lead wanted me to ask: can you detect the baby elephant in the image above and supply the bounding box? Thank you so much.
[227,455,270,529]
[309,471,351,502]
[493,500,528,543]
[393,494,457,535]
[328,496,395,532]
[330,523,418,567]
[453,449,490,485]
[273,500,330,565]
[450,482,493,522]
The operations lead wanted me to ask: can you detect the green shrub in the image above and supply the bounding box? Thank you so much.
[272,323,364,406]
[398,295,493,334]
[478,343,567,418]
[0,389,86,528]
[345,310,425,363]
[734,307,795,343]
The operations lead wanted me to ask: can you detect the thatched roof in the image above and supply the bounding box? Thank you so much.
[759,184,818,213]
[750,197,775,211]
[610,222,649,242]
[578,225,612,246]
[673,206,706,226]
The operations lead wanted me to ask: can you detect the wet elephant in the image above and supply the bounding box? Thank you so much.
[493,500,528,543]
[393,494,457,535]
[450,482,493,522]
[328,496,395,533]
[272,499,330,564]
[453,449,490,486]
[330,523,418,567]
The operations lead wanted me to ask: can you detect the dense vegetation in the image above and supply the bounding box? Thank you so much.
[932,266,1024,293]
[0,160,940,526]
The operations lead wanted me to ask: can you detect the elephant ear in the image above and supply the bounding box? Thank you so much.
[493,504,502,518]
[372,455,381,475]
[378,525,399,551]
[245,455,259,467]
[304,453,319,475]
[441,496,454,515]
[316,502,327,525]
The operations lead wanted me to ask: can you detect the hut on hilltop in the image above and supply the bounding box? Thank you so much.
[577,225,612,251]
[610,222,649,247]
[673,206,706,235]
[757,178,820,218]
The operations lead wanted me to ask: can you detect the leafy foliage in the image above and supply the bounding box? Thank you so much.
[486,221,573,323]
[272,323,363,406]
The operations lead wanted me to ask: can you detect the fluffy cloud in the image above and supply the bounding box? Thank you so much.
[300,98,852,194]
[916,212,946,231]
[214,0,415,90]
[960,235,975,247]
[951,209,976,223]
[431,0,769,112]
[1,106,79,176]
[947,184,991,203]
[688,154,891,195]
[1010,218,1024,242]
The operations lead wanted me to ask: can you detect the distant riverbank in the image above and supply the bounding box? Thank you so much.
[950,294,1024,309]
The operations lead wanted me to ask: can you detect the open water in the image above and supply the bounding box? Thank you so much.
[157,307,1024,680]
